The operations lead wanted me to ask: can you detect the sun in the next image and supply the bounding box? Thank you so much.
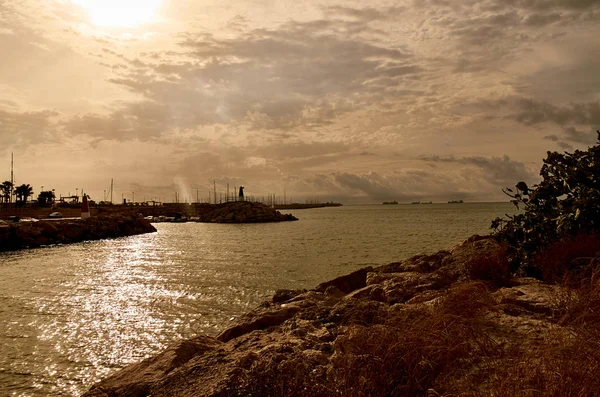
[73,0,162,28]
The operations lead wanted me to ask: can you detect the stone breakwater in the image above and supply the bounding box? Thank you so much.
[0,215,156,252]
[84,235,597,396]
[197,201,298,223]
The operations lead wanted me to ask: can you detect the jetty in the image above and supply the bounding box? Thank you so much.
[274,202,342,210]
[0,214,156,252]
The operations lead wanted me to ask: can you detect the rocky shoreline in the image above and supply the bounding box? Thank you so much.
[0,214,156,252]
[83,235,600,396]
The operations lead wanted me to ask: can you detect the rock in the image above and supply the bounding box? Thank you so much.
[85,336,222,397]
[37,221,59,236]
[439,237,510,285]
[0,215,157,252]
[196,202,298,224]
[217,305,303,342]
[493,279,561,315]
[272,289,307,303]
[324,285,347,298]
[370,272,443,304]
[345,285,387,302]
[85,235,591,397]
[376,251,450,273]
[315,267,373,294]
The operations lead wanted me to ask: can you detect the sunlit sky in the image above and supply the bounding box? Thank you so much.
[1,0,599,203]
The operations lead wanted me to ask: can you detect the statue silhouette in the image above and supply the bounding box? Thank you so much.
[238,186,244,200]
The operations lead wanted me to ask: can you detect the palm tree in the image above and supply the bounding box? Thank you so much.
[0,181,13,209]
[14,184,33,207]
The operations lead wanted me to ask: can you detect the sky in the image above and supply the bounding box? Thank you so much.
[0,0,599,204]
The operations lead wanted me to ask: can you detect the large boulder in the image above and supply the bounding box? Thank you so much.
[85,336,223,397]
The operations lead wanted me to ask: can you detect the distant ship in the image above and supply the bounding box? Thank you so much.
[411,201,420,204]
[382,201,398,205]
[412,201,433,204]
[448,200,464,204]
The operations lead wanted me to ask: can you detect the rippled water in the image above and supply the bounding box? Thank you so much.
[0,203,514,396]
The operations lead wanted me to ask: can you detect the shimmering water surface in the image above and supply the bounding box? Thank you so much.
[0,203,514,396]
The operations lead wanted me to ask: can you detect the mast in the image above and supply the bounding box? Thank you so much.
[110,179,114,204]
[10,153,14,205]
[213,181,216,205]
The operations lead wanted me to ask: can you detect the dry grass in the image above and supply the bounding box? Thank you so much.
[532,233,600,283]
[330,283,500,397]
[234,282,501,397]
[231,250,600,396]
[473,257,600,397]
[473,328,600,397]
[464,243,512,286]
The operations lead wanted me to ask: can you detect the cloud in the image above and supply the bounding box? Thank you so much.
[543,127,597,148]
[2,0,600,202]
[323,6,408,22]
[501,0,600,11]
[509,99,600,126]
[63,101,172,141]
[0,108,60,147]
[419,154,537,188]
[88,17,420,136]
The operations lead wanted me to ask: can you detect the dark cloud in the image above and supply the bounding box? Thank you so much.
[543,134,560,141]
[563,126,597,144]
[333,171,398,199]
[64,101,171,141]
[419,154,536,187]
[510,99,600,126]
[289,167,510,203]
[323,6,408,22]
[92,18,419,135]
[543,127,597,148]
[523,12,563,26]
[501,0,600,11]
[0,108,59,147]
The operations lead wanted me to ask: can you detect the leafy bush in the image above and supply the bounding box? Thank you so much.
[492,131,600,277]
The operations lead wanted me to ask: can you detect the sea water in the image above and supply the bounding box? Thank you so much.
[0,203,514,396]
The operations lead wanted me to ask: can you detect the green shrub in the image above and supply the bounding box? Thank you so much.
[492,131,600,277]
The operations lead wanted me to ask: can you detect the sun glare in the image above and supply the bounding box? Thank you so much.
[73,0,161,28]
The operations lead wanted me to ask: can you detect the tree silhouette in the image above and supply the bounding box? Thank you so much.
[37,190,55,206]
[14,184,34,208]
[0,181,13,209]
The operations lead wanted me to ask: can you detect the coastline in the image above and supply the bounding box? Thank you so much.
[83,234,594,396]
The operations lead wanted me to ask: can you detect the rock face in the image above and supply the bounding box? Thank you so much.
[197,201,298,223]
[0,215,156,252]
[84,235,600,396]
